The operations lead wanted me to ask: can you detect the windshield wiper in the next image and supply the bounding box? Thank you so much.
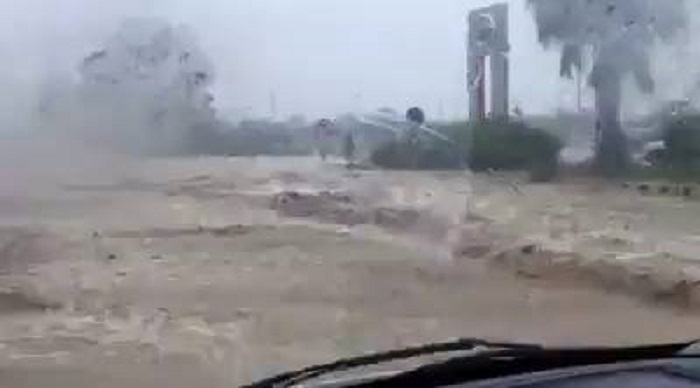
[359,342,695,388]
[242,337,543,388]
[243,339,699,388]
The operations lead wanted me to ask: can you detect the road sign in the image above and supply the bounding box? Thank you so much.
[406,107,426,125]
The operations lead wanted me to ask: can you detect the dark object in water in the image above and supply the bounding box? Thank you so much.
[521,244,536,255]
[406,107,426,125]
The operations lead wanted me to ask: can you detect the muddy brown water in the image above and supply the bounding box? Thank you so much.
[0,156,698,386]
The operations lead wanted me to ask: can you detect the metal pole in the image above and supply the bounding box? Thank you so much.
[477,55,487,120]
[577,68,582,113]
[489,3,509,120]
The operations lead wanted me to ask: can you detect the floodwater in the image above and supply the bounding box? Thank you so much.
[0,151,699,386]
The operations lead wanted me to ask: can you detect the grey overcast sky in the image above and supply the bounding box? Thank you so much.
[1,0,696,121]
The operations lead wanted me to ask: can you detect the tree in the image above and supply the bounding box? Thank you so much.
[528,0,687,175]
[78,18,216,154]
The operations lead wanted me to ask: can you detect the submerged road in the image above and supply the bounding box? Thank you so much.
[0,155,697,386]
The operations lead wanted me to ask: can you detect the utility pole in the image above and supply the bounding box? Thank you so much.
[269,91,278,120]
[576,67,583,113]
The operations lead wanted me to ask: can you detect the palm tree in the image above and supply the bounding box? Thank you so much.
[527,0,687,175]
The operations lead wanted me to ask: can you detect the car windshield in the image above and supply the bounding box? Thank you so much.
[0,0,698,386]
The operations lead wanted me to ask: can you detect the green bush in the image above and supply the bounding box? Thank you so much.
[371,139,462,170]
[663,115,700,169]
[370,119,560,179]
[643,115,700,181]
[371,141,408,169]
[468,119,561,180]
